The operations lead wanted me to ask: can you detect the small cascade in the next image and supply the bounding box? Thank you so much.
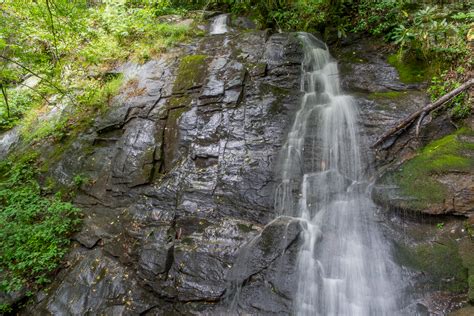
[209,14,229,35]
[272,33,404,315]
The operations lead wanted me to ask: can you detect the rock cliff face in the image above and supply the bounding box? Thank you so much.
[24,26,305,314]
[4,20,470,315]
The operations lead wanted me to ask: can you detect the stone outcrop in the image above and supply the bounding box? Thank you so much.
[24,26,304,315]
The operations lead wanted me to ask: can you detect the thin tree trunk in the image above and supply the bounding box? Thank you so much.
[45,0,60,63]
[1,84,10,117]
[372,78,474,148]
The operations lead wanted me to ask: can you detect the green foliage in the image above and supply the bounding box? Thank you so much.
[352,0,404,37]
[0,0,193,133]
[390,4,471,62]
[0,154,81,293]
[73,174,89,188]
[469,275,474,303]
[19,74,124,144]
[429,70,472,120]
[261,0,330,33]
[76,74,124,111]
[173,0,333,33]
[0,303,12,314]
[88,1,191,63]
[465,221,474,240]
[0,88,37,130]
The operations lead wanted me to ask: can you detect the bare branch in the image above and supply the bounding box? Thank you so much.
[372,78,474,148]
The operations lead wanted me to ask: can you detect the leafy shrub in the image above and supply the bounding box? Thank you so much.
[390,5,471,62]
[0,89,36,130]
[0,154,81,293]
[1,0,193,132]
[352,0,404,37]
[429,69,472,120]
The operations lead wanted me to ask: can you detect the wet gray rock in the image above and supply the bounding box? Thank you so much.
[232,16,256,30]
[25,29,304,315]
[223,216,305,315]
[227,216,305,283]
[45,249,156,315]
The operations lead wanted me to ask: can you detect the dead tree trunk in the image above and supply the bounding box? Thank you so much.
[372,78,474,148]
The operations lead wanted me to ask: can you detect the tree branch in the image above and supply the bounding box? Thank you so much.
[0,55,78,107]
[372,78,474,148]
[17,82,53,106]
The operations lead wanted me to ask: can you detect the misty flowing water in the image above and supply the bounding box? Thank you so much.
[274,33,403,315]
[209,14,229,35]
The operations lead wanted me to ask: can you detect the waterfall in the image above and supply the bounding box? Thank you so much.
[209,14,229,35]
[274,33,403,315]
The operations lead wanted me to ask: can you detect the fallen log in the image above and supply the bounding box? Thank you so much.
[372,77,474,148]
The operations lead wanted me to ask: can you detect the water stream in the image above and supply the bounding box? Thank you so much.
[209,14,229,35]
[274,33,403,315]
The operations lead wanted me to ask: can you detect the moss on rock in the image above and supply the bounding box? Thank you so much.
[367,91,408,99]
[388,128,474,210]
[387,54,432,84]
[173,55,208,93]
[167,95,193,110]
[396,240,468,293]
[450,305,474,316]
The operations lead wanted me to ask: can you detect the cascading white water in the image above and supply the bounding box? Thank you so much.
[274,33,403,315]
[209,14,229,35]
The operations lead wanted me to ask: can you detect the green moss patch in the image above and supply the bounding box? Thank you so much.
[172,55,208,93]
[389,128,474,210]
[388,54,432,84]
[368,91,408,99]
[395,240,468,293]
[167,95,193,110]
[451,305,474,316]
[237,223,254,233]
